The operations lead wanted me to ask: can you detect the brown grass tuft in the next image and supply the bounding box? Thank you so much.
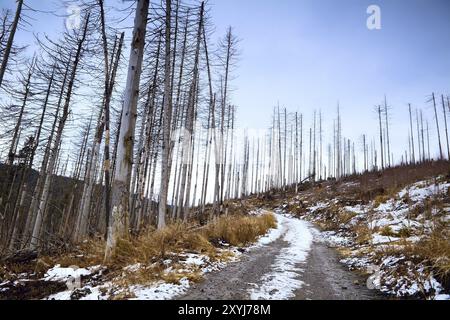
[414,226,450,282]
[202,213,276,247]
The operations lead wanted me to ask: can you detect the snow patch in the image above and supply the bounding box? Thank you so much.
[130,278,190,300]
[250,214,284,248]
[43,265,93,282]
[249,214,313,300]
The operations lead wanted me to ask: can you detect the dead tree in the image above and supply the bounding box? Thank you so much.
[440,94,450,160]
[408,104,415,164]
[384,96,391,167]
[0,0,23,87]
[30,13,91,250]
[377,105,384,170]
[105,0,149,260]
[431,93,443,160]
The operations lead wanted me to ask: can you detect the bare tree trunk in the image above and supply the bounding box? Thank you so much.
[408,104,415,164]
[180,3,204,220]
[0,0,23,87]
[157,0,173,229]
[312,110,316,180]
[105,1,149,260]
[225,106,235,200]
[440,94,450,160]
[136,32,161,230]
[277,105,282,188]
[378,105,384,170]
[294,112,298,191]
[319,111,322,180]
[7,62,33,165]
[384,96,391,167]
[416,109,422,162]
[426,119,431,160]
[200,99,212,212]
[432,93,443,160]
[299,113,303,183]
[420,110,426,161]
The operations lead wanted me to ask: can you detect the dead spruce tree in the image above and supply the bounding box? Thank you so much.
[105,0,149,260]
[442,94,450,160]
[0,0,23,87]
[431,93,443,160]
[29,13,91,250]
[157,0,173,229]
[73,0,124,243]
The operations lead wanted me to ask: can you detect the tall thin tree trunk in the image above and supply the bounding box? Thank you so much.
[432,93,443,159]
[440,94,450,160]
[378,105,384,170]
[0,0,23,87]
[408,104,415,164]
[384,96,391,167]
[105,1,149,259]
[157,0,173,229]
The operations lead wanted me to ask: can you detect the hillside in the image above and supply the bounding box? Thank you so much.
[1,161,448,300]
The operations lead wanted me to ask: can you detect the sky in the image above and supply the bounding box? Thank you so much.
[3,0,450,162]
[208,0,450,160]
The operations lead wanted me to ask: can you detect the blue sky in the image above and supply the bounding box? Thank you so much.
[207,0,450,160]
[4,0,450,161]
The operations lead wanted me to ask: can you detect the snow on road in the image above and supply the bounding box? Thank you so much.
[249,213,313,300]
[42,212,314,300]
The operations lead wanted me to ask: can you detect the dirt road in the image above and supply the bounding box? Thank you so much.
[178,214,382,300]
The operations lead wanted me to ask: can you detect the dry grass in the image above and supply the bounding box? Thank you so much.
[37,212,276,273]
[111,222,217,266]
[380,226,396,237]
[317,204,357,231]
[14,212,277,293]
[202,213,277,247]
[414,225,450,283]
[352,222,372,245]
[373,194,391,207]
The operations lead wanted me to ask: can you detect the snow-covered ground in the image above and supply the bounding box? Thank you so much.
[291,177,450,300]
[40,211,284,300]
[43,250,242,300]
[249,213,313,300]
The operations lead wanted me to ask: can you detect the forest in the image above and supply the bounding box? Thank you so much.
[0,0,449,301]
